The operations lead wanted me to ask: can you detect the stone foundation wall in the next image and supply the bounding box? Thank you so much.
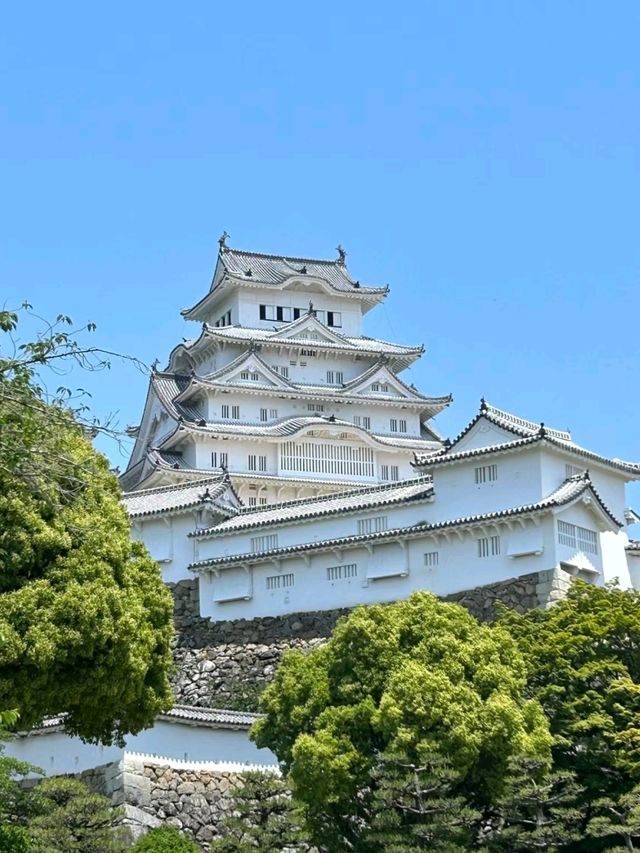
[78,755,274,850]
[169,569,572,709]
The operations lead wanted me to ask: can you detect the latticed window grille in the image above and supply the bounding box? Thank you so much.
[557,520,598,555]
[477,535,501,558]
[424,551,439,568]
[474,464,498,484]
[280,441,374,477]
[326,563,358,581]
[357,515,388,535]
[266,573,294,590]
[251,534,278,552]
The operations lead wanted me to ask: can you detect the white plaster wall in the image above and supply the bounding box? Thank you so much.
[6,732,122,777]
[627,554,640,589]
[420,450,543,524]
[197,516,558,620]
[5,721,277,779]
[234,286,364,337]
[132,515,198,584]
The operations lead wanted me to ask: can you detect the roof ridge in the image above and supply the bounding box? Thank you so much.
[123,475,224,498]
[223,245,343,266]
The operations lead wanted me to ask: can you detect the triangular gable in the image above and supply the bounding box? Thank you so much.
[272,312,348,346]
[345,364,423,400]
[449,415,525,453]
[553,482,622,531]
[207,350,292,390]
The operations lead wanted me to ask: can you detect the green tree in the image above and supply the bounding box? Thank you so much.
[27,776,124,852]
[499,583,640,816]
[489,758,583,851]
[589,787,640,853]
[366,750,480,852]
[131,825,199,852]
[0,308,174,742]
[252,592,551,851]
[210,770,308,852]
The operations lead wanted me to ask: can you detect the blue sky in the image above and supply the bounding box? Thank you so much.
[1,2,639,510]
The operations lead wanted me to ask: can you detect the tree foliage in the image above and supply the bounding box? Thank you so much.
[499,583,640,809]
[252,592,551,850]
[130,825,199,852]
[365,750,479,852]
[0,308,174,742]
[210,770,309,852]
[27,776,124,853]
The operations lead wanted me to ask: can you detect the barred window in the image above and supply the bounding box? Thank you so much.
[424,551,439,568]
[251,534,278,552]
[557,520,598,555]
[358,516,388,535]
[565,464,583,479]
[326,563,358,581]
[478,535,501,558]
[308,403,325,412]
[475,464,498,484]
[266,573,294,590]
[260,408,268,422]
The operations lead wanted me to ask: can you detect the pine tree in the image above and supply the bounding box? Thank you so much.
[588,787,640,852]
[366,751,479,852]
[210,770,308,852]
[489,758,583,851]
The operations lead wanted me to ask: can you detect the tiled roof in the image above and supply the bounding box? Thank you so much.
[219,246,386,294]
[164,416,437,451]
[122,475,238,518]
[203,323,421,356]
[627,540,640,554]
[152,372,203,421]
[193,476,435,537]
[191,473,619,570]
[17,705,261,736]
[414,401,640,478]
[159,705,261,728]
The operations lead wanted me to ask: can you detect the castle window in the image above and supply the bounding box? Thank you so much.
[221,404,229,419]
[270,408,278,419]
[308,403,325,412]
[301,349,317,357]
[557,520,598,555]
[353,415,371,430]
[259,304,275,321]
[326,370,344,384]
[475,464,498,484]
[251,534,278,552]
[390,418,406,432]
[232,405,240,419]
[372,383,389,393]
[326,563,357,581]
[477,535,501,558]
[424,551,439,568]
[259,497,268,506]
[248,454,267,472]
[280,441,374,478]
[327,311,342,328]
[266,573,294,590]
[565,464,583,479]
[276,306,292,322]
[211,451,228,468]
[381,464,399,481]
[241,371,250,380]
[357,515,388,535]
[260,408,268,422]
[248,497,257,507]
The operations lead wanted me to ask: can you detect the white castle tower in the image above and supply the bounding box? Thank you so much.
[121,236,451,504]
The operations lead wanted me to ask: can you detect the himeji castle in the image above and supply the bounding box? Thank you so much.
[120,234,450,504]
[8,238,640,843]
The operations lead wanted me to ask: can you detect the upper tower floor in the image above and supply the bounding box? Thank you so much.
[180,235,389,338]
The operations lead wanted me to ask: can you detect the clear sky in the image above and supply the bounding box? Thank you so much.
[1,2,639,512]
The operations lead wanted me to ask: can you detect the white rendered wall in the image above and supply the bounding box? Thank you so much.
[196,516,563,621]
[6,721,277,778]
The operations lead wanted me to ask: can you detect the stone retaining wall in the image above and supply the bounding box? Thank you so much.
[170,569,572,709]
[78,755,275,849]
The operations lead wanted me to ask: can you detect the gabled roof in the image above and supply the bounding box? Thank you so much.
[160,415,439,452]
[190,473,621,571]
[167,321,424,372]
[193,476,435,538]
[122,474,240,519]
[182,244,389,320]
[414,400,640,479]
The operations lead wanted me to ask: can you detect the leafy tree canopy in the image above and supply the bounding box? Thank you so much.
[130,825,199,853]
[499,582,640,801]
[252,592,551,849]
[0,308,174,742]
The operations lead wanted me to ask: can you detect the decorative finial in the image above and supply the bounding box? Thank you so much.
[308,300,315,315]
[218,231,230,252]
[300,265,307,274]
[480,397,488,412]
[151,358,160,373]
[336,244,347,265]
[538,422,546,437]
